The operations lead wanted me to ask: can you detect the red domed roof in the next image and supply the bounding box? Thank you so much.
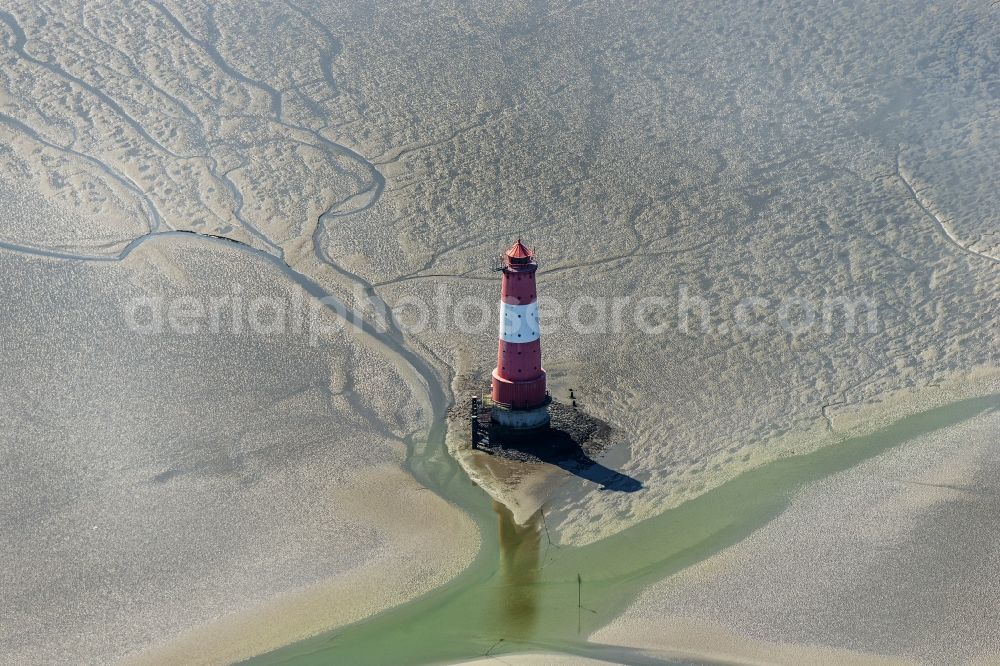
[505,238,533,260]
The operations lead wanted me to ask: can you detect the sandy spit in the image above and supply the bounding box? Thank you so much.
[591,398,1000,664]
[127,464,478,666]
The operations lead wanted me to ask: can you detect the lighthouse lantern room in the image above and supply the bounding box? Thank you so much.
[490,239,550,429]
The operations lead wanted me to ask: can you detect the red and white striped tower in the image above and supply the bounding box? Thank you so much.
[491,239,550,429]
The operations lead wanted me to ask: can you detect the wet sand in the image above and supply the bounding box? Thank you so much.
[460,629,913,666]
[593,400,1000,665]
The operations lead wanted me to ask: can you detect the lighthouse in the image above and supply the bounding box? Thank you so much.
[491,239,550,429]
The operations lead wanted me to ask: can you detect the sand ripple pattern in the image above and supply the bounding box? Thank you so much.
[0,1,382,262]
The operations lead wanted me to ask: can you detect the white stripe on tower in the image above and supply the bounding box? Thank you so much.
[498,301,540,343]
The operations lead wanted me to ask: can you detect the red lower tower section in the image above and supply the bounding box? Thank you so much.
[491,239,547,414]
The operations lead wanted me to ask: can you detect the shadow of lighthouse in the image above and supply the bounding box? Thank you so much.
[532,430,643,492]
[493,500,541,640]
[489,423,644,493]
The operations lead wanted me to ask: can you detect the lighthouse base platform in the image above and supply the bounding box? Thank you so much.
[490,400,551,430]
[447,393,639,524]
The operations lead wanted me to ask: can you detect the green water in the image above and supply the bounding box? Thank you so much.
[250,394,998,665]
